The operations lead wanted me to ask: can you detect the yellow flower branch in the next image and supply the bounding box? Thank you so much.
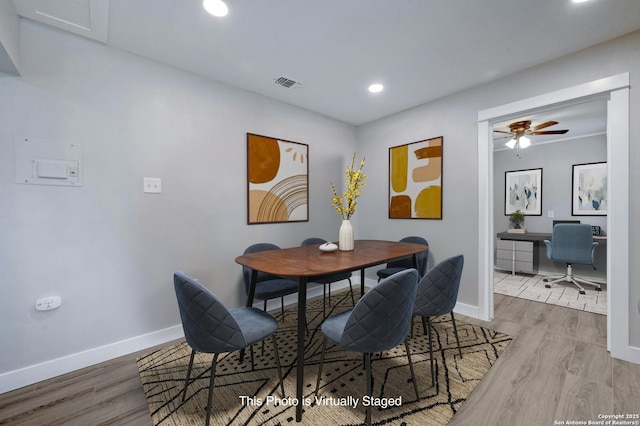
[331,153,366,219]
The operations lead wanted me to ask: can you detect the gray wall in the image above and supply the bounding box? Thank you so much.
[494,135,607,279]
[0,20,356,378]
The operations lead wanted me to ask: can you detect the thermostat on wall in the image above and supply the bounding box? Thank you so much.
[15,138,82,186]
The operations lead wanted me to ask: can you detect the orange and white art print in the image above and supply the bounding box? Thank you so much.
[247,133,308,224]
[389,136,443,219]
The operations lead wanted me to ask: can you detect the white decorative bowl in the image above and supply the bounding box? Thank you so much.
[319,242,338,252]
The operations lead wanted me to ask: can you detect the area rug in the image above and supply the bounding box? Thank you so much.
[137,291,512,425]
[494,270,607,315]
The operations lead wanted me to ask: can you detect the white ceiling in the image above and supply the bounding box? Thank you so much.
[11,0,640,132]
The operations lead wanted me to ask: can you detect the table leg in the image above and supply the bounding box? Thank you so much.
[360,268,365,297]
[296,276,307,422]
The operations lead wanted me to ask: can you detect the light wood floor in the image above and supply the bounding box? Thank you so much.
[1,294,639,425]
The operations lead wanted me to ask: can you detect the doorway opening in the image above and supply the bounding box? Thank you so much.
[477,73,630,361]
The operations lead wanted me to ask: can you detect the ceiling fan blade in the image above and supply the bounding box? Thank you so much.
[493,129,512,134]
[532,121,558,131]
[532,130,569,135]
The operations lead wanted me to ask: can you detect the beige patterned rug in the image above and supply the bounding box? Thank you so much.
[494,270,607,315]
[137,291,512,425]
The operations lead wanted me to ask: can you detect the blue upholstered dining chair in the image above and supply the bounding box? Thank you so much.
[315,268,420,426]
[376,236,429,281]
[301,237,355,319]
[242,243,300,319]
[543,223,601,294]
[173,272,285,426]
[413,254,464,386]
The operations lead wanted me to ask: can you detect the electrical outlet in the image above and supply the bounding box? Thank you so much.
[144,177,162,194]
[35,296,62,311]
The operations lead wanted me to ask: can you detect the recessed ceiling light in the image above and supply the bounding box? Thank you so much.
[368,83,384,93]
[203,0,229,17]
[572,0,590,3]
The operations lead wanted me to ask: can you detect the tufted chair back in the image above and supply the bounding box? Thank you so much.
[174,272,246,354]
[339,268,419,353]
[413,255,464,317]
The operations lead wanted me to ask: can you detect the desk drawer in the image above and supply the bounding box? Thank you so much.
[497,249,533,262]
[496,239,532,251]
[496,259,535,272]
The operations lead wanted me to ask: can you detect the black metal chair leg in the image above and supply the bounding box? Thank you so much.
[205,353,219,426]
[404,340,419,400]
[250,344,255,370]
[271,335,286,397]
[451,312,463,358]
[348,278,355,306]
[427,317,435,386]
[182,349,196,401]
[315,338,328,396]
[365,352,372,426]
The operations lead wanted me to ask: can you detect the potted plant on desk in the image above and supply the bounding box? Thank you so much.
[507,209,526,233]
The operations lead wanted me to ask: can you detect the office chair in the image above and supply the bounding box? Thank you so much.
[413,254,464,386]
[315,269,420,426]
[242,243,300,319]
[376,236,429,281]
[301,237,355,319]
[543,223,601,294]
[173,272,285,426]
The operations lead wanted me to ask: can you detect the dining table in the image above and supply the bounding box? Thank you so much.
[234,239,429,422]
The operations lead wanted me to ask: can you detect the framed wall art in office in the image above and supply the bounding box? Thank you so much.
[504,168,542,216]
[572,162,607,216]
[388,136,443,219]
[246,133,309,224]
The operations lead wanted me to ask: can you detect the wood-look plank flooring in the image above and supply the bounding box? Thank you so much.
[1,294,639,425]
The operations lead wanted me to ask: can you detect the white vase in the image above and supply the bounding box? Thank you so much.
[338,219,354,251]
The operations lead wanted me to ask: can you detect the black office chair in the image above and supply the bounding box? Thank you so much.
[543,223,601,294]
[173,272,285,426]
[301,237,355,319]
[376,236,429,281]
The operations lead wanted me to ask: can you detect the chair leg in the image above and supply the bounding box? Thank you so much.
[427,317,435,386]
[261,301,268,356]
[270,335,286,397]
[205,353,219,426]
[404,340,419,400]
[280,296,285,319]
[315,338,328,396]
[348,278,355,306]
[182,349,196,402]
[451,312,463,358]
[365,352,372,426]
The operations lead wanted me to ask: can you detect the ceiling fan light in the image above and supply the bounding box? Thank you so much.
[519,136,531,148]
[203,0,228,17]
[505,138,517,149]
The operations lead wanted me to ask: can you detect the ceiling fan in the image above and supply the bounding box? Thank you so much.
[494,120,569,157]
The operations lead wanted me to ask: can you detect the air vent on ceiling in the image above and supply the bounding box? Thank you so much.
[274,76,302,89]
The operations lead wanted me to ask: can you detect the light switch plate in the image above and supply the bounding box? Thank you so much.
[144,177,162,194]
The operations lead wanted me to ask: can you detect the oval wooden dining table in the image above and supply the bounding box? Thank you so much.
[235,239,429,422]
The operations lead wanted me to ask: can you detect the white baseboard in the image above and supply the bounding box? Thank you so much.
[0,325,184,394]
[453,301,480,318]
